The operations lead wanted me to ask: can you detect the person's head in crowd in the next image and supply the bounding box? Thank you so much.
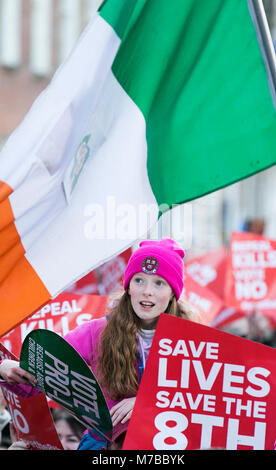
[52,409,86,450]
[244,218,265,235]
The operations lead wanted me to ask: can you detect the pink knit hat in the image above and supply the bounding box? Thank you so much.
[123,238,185,300]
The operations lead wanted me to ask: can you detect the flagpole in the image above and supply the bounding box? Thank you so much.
[248,0,276,107]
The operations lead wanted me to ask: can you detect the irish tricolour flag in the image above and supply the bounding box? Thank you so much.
[0,0,276,335]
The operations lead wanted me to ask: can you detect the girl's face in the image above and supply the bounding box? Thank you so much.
[128,272,173,329]
[55,419,80,450]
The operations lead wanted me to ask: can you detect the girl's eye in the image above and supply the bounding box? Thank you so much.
[67,437,79,443]
[134,277,143,284]
[155,280,164,286]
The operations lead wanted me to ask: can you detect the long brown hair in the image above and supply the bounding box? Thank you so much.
[96,291,199,401]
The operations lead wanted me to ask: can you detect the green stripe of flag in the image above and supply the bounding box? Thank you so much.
[99,0,139,39]
[100,0,276,206]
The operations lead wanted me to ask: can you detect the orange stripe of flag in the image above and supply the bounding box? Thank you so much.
[0,243,26,285]
[0,222,21,257]
[0,256,51,337]
[0,181,12,203]
[0,181,51,336]
[0,197,15,231]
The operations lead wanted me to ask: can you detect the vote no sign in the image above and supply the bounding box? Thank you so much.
[19,329,112,442]
[123,314,276,450]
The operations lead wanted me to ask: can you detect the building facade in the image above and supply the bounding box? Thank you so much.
[0,0,101,142]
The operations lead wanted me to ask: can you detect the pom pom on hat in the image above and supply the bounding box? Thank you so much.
[123,238,185,300]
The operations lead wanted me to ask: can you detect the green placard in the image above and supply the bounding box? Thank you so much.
[20,329,113,441]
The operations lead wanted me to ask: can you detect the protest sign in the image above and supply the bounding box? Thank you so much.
[20,329,113,441]
[185,246,228,301]
[224,232,276,320]
[0,343,63,450]
[181,273,224,325]
[65,248,132,296]
[65,271,99,295]
[95,248,132,295]
[1,293,107,358]
[210,307,246,329]
[123,314,276,450]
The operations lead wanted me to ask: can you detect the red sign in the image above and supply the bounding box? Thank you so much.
[224,232,276,319]
[0,343,63,450]
[182,273,224,325]
[65,249,132,296]
[96,248,132,295]
[185,246,228,301]
[123,314,276,450]
[65,270,99,295]
[210,307,246,329]
[0,293,107,358]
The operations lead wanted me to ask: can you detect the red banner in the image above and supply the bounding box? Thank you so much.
[182,273,224,325]
[185,246,228,301]
[0,343,63,450]
[210,307,246,329]
[0,293,107,358]
[123,314,276,450]
[225,232,276,319]
[65,249,132,296]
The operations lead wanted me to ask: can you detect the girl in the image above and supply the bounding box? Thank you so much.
[0,238,198,449]
[52,409,86,450]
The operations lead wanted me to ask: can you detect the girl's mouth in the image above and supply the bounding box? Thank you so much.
[140,301,155,309]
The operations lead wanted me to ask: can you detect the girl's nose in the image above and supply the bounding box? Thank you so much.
[142,281,153,296]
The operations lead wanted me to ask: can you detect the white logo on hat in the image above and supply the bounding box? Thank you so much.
[142,257,159,274]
